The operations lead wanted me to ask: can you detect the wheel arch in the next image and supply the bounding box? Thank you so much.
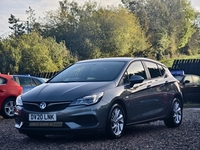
[173,93,183,107]
[105,98,127,139]
[164,94,183,128]
[0,96,16,113]
[108,98,127,123]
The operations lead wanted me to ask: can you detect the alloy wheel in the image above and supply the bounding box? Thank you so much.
[110,107,124,136]
[4,100,15,117]
[173,101,182,124]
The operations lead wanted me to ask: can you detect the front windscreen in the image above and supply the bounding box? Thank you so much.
[50,61,126,82]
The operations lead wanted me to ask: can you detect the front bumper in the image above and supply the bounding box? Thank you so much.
[14,102,108,135]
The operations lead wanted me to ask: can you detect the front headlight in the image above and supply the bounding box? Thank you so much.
[16,95,23,106]
[70,92,104,106]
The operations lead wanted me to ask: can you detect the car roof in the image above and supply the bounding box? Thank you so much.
[0,73,12,79]
[12,75,45,82]
[76,57,165,66]
[12,74,39,78]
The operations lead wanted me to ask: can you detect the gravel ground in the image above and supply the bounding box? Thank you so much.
[0,108,199,150]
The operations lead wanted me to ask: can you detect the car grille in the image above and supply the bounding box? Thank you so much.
[23,102,71,112]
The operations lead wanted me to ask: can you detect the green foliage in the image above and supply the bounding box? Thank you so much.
[25,6,36,33]
[188,28,200,54]
[0,38,21,73]
[0,32,75,74]
[75,7,148,59]
[41,1,148,59]
[1,0,200,75]
[178,0,196,53]
[122,0,198,59]
[8,14,26,37]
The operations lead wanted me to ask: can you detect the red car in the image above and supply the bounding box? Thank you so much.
[0,74,22,118]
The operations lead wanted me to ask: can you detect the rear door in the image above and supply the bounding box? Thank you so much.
[183,75,200,102]
[140,61,170,118]
[191,75,200,102]
[181,75,194,101]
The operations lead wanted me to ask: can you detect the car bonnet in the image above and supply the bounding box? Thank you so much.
[21,82,115,102]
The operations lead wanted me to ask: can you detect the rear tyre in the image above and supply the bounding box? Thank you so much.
[106,104,125,139]
[164,98,182,128]
[1,98,16,119]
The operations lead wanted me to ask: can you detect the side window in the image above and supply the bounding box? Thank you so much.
[0,77,6,84]
[12,76,20,85]
[19,77,33,86]
[192,75,200,85]
[33,78,43,85]
[126,61,147,82]
[158,64,165,76]
[144,61,161,78]
[184,75,192,83]
[30,78,37,86]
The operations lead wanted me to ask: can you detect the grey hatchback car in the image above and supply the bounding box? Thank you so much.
[15,57,183,139]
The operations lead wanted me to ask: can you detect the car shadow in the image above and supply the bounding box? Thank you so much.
[22,121,168,143]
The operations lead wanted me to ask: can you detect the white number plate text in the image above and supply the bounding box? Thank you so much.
[29,114,56,121]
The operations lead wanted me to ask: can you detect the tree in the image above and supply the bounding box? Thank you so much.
[8,14,26,37]
[40,0,81,40]
[0,38,21,73]
[178,0,196,54]
[74,7,148,59]
[122,0,149,32]
[40,1,148,60]
[26,6,36,33]
[0,32,75,74]
[122,0,197,59]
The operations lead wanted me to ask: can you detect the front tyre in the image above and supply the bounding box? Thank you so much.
[106,104,125,139]
[164,98,182,128]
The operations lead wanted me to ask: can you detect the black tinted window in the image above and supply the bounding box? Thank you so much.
[33,78,43,85]
[184,75,192,83]
[18,77,34,86]
[127,61,147,79]
[0,77,6,84]
[192,75,200,85]
[158,65,165,76]
[50,61,126,82]
[144,61,161,78]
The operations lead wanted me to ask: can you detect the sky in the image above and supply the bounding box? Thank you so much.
[0,0,200,37]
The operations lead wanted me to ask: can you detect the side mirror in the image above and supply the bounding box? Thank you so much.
[129,75,144,87]
[184,80,190,84]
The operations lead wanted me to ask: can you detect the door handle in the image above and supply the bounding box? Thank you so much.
[147,85,151,88]
[165,81,169,84]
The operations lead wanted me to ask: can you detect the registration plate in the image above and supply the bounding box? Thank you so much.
[29,114,56,121]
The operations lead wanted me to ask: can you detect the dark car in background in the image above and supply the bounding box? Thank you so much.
[12,75,45,93]
[15,57,183,139]
[0,74,22,118]
[171,70,200,103]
